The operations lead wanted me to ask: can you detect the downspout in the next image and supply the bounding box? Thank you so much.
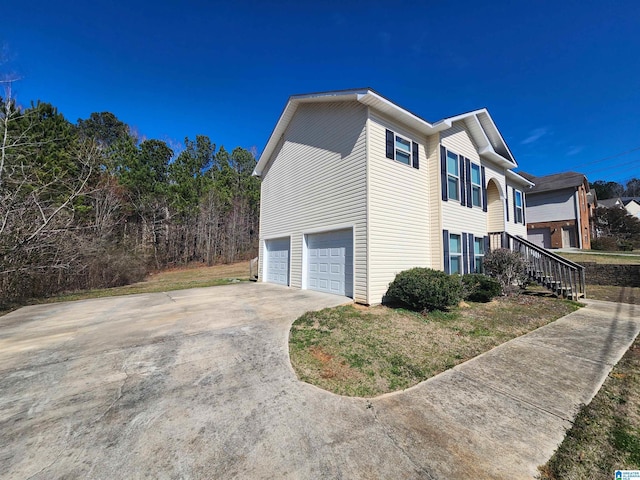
[575,189,583,249]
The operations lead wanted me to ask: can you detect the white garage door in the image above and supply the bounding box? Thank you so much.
[528,228,551,249]
[307,229,353,297]
[265,238,289,286]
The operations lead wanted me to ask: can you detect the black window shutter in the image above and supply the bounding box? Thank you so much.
[412,142,419,169]
[522,192,527,224]
[481,166,487,212]
[462,232,469,274]
[443,230,450,274]
[468,234,475,273]
[513,189,517,223]
[505,187,510,222]
[440,146,448,201]
[484,235,490,254]
[466,158,472,209]
[385,129,394,159]
[459,155,466,206]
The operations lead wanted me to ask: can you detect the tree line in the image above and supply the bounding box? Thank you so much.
[1,84,260,307]
[589,178,640,250]
[590,178,640,200]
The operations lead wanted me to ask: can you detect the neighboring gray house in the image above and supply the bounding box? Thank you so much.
[253,88,532,304]
[520,171,593,249]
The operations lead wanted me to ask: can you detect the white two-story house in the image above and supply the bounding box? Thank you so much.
[253,88,532,305]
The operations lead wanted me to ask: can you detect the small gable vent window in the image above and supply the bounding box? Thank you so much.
[385,129,419,169]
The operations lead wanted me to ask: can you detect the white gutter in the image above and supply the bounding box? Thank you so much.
[507,169,535,187]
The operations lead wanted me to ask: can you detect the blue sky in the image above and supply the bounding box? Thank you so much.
[3,0,639,184]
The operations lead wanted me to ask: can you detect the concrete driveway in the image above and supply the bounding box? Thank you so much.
[2,284,639,479]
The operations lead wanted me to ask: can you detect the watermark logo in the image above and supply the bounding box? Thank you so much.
[616,471,640,480]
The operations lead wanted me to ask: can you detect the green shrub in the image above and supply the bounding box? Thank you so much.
[484,248,528,296]
[618,240,634,251]
[385,267,462,313]
[461,274,502,302]
[592,237,618,251]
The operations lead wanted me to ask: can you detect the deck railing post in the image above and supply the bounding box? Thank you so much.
[497,231,585,299]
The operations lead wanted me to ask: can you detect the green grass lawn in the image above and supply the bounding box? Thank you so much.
[559,252,640,265]
[289,293,581,397]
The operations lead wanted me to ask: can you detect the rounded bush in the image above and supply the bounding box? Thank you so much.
[385,267,462,313]
[461,273,502,302]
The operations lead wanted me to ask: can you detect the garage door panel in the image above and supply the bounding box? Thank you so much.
[306,229,353,298]
[266,238,289,286]
[528,228,551,249]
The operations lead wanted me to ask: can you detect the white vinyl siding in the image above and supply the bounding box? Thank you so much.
[259,101,368,302]
[440,121,486,236]
[486,179,504,233]
[426,133,443,270]
[505,183,528,237]
[368,111,430,304]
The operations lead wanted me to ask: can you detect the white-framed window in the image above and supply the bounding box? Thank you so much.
[474,237,485,273]
[447,150,460,201]
[394,134,411,165]
[515,189,524,224]
[386,129,418,169]
[471,163,482,207]
[449,233,462,274]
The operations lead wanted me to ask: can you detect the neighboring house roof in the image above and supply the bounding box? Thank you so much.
[621,197,640,206]
[518,171,589,195]
[254,88,520,176]
[598,197,624,208]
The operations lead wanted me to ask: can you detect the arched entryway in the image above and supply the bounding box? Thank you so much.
[486,179,504,234]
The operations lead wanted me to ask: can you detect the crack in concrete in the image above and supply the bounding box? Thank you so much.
[455,370,573,423]
[368,404,437,480]
[163,291,176,303]
[514,336,616,367]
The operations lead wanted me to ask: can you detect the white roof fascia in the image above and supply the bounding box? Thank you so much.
[355,91,439,134]
[254,89,368,176]
[478,145,514,168]
[444,109,517,168]
[476,110,518,166]
[507,169,535,187]
[254,88,444,176]
[470,114,492,152]
[254,90,518,177]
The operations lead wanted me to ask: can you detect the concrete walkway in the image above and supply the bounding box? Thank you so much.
[1,285,638,479]
[372,298,640,478]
